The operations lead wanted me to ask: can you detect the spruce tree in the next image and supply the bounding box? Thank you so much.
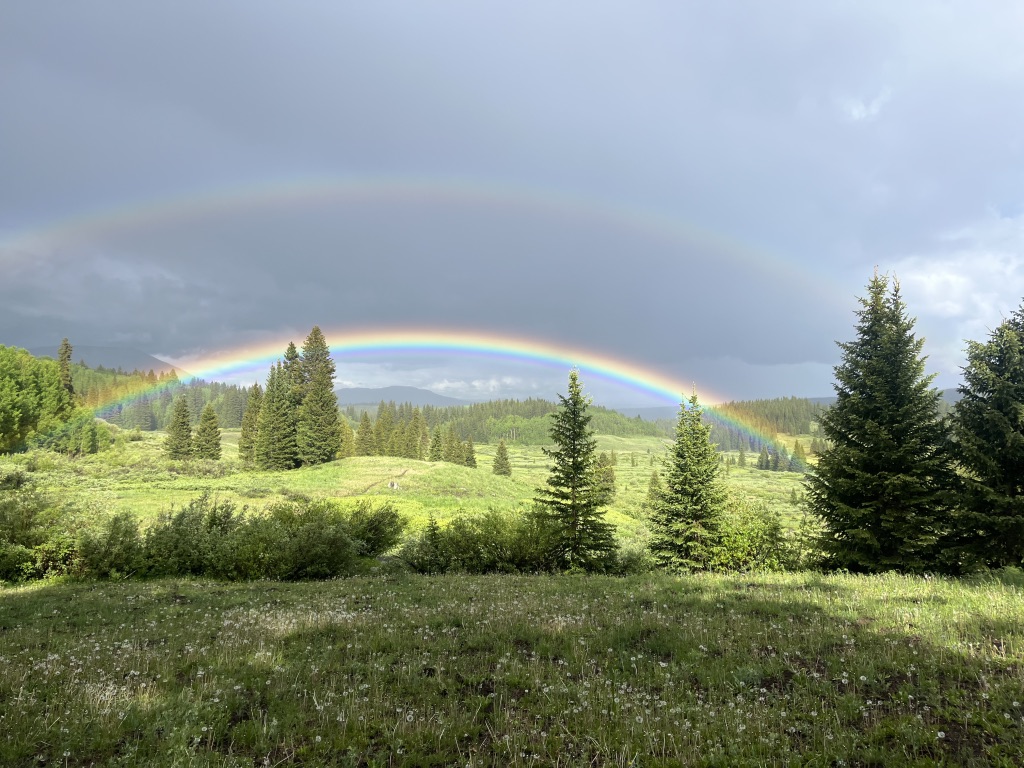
[58,338,75,400]
[355,412,376,456]
[338,417,355,458]
[805,272,954,574]
[283,341,304,409]
[296,326,341,465]
[442,424,462,463]
[238,383,263,465]
[164,395,193,460]
[492,439,512,476]
[648,390,727,571]
[428,428,443,461]
[374,401,395,456]
[464,437,477,468]
[255,363,299,470]
[193,403,222,460]
[951,318,1024,569]
[535,369,615,571]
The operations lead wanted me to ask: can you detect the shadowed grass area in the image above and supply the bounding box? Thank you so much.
[0,571,1021,766]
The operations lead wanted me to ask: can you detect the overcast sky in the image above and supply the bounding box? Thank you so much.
[2,2,1023,405]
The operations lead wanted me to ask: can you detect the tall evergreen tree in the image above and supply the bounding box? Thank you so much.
[648,391,727,571]
[442,423,462,464]
[354,411,377,456]
[283,342,304,409]
[951,317,1024,569]
[374,401,395,457]
[164,395,193,460]
[805,272,954,574]
[193,403,222,460]
[255,363,299,470]
[534,369,615,571]
[57,338,75,400]
[296,326,340,465]
[492,439,512,476]
[428,428,443,461]
[464,437,477,468]
[337,417,355,458]
[595,451,617,504]
[238,383,263,465]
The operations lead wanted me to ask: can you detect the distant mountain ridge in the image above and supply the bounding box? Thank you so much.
[27,345,189,377]
[335,385,472,407]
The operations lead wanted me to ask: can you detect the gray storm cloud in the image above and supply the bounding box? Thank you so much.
[2,1,1023,400]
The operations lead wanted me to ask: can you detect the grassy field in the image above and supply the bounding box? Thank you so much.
[0,430,809,541]
[1,571,1021,766]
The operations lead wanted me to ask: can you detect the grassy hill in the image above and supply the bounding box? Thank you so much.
[0,428,810,543]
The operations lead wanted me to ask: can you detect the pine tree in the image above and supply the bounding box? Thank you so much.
[255,363,299,470]
[283,342,304,409]
[442,424,462,464]
[492,439,512,476]
[805,272,954,574]
[238,383,263,465]
[428,428,443,461]
[534,370,615,571]
[738,446,746,468]
[595,451,617,503]
[951,317,1024,569]
[58,338,75,400]
[464,437,477,468]
[296,326,340,465]
[648,391,727,571]
[646,469,663,505]
[337,417,355,458]
[193,403,222,460]
[374,401,395,456]
[355,412,376,456]
[164,395,193,460]
[757,446,770,470]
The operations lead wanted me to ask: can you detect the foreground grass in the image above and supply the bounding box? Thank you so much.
[1,571,1021,766]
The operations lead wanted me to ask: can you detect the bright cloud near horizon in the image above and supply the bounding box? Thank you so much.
[2,2,1023,406]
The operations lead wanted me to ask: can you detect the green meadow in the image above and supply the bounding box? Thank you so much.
[4,432,1022,765]
[2,571,1022,766]
[0,429,806,540]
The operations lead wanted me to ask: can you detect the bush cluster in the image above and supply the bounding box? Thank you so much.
[1,490,406,583]
[399,507,651,575]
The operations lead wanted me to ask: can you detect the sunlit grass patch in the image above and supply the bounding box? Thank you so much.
[1,571,1021,766]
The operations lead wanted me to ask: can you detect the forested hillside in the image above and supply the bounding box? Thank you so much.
[361,397,668,446]
[72,363,251,430]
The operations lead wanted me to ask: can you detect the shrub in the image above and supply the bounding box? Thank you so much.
[219,515,289,580]
[711,498,793,572]
[79,512,146,579]
[344,499,405,557]
[144,495,240,577]
[0,468,27,490]
[0,543,34,582]
[400,507,561,575]
[266,501,357,580]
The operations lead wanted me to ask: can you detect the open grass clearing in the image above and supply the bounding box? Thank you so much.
[1,570,1021,766]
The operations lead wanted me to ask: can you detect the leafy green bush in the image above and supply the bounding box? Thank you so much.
[143,495,237,577]
[400,508,560,575]
[0,543,34,581]
[78,512,146,579]
[0,468,27,490]
[711,498,794,572]
[265,501,356,580]
[344,499,405,557]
